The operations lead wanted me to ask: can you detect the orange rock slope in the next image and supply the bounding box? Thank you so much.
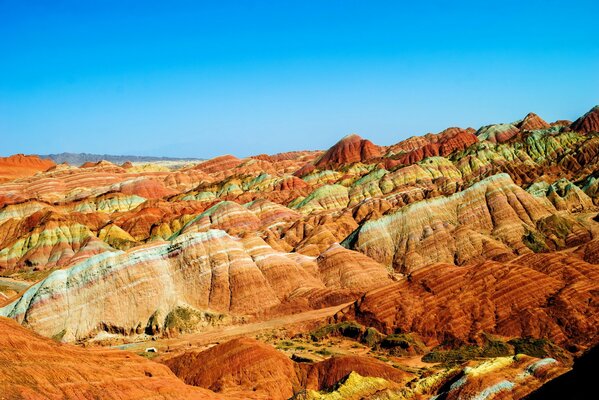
[0,316,219,399]
[0,154,55,183]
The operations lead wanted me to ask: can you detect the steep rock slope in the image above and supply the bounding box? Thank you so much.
[516,112,550,131]
[315,134,382,168]
[0,154,55,183]
[350,173,590,272]
[333,250,599,348]
[0,316,219,399]
[570,105,599,133]
[0,231,389,342]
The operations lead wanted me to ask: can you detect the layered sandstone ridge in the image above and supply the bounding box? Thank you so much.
[351,173,593,272]
[0,230,391,341]
[333,249,599,348]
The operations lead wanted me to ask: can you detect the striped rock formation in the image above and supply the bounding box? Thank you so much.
[0,229,391,342]
[315,134,382,168]
[476,123,521,143]
[0,154,55,183]
[0,105,598,399]
[571,105,599,133]
[333,250,599,348]
[517,112,550,131]
[0,316,219,399]
[349,173,592,272]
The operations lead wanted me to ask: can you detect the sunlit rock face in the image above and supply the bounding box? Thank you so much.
[517,112,550,131]
[0,316,219,399]
[0,228,395,342]
[333,250,599,348]
[0,154,55,183]
[571,105,599,133]
[315,134,382,168]
[350,173,587,272]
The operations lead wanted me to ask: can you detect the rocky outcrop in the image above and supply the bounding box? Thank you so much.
[0,210,114,273]
[315,134,382,168]
[571,105,599,133]
[316,244,392,291]
[165,337,411,399]
[476,123,521,143]
[165,337,299,399]
[386,127,478,167]
[191,155,243,174]
[517,112,550,131]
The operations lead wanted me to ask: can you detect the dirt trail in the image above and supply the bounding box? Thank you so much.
[118,302,352,357]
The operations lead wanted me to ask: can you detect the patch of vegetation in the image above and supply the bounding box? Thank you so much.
[480,337,512,357]
[422,345,482,364]
[310,322,364,341]
[523,230,549,253]
[291,354,314,363]
[508,337,570,363]
[51,329,67,342]
[509,337,549,358]
[163,306,224,334]
[316,348,332,356]
[423,335,512,364]
[537,215,573,241]
[380,333,427,356]
[361,327,385,347]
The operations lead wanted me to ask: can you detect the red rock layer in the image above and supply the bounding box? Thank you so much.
[571,105,599,133]
[0,316,219,399]
[191,155,243,174]
[165,337,411,399]
[165,337,299,399]
[333,250,599,348]
[0,154,55,183]
[517,112,550,131]
[315,134,382,168]
[385,127,478,168]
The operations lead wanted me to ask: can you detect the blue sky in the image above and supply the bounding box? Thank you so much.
[1,0,598,158]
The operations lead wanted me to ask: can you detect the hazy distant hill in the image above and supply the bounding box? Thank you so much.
[40,152,202,166]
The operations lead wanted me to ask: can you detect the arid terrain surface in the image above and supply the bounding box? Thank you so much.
[1,106,599,399]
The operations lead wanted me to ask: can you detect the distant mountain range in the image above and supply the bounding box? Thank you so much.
[40,152,202,166]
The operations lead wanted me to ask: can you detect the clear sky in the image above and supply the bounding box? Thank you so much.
[1,0,598,158]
